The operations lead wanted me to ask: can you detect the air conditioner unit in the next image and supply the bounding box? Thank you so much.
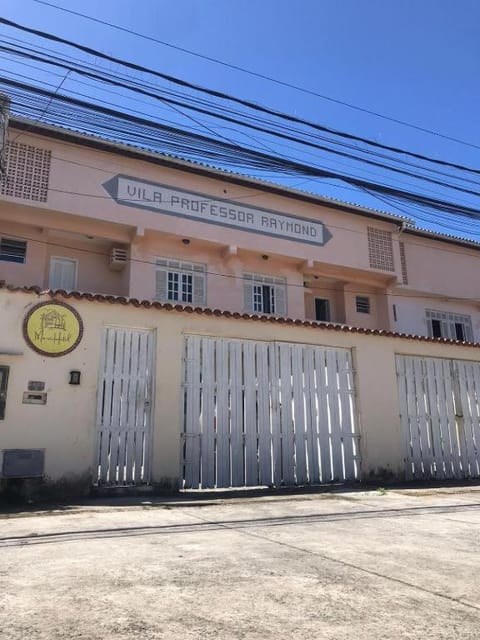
[109,246,128,271]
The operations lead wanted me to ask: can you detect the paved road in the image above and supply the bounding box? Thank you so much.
[1,486,480,639]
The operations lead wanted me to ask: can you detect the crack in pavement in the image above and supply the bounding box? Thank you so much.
[183,509,480,615]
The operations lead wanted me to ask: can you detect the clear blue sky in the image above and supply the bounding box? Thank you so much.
[2,0,480,237]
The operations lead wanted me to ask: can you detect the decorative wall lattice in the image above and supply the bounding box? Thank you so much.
[399,241,408,284]
[0,141,51,202]
[367,227,395,272]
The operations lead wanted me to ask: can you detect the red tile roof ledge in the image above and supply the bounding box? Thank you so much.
[1,281,478,348]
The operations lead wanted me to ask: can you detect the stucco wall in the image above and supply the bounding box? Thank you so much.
[129,233,305,315]
[2,128,404,284]
[2,127,480,340]
[401,233,480,300]
[45,234,127,295]
[392,296,480,341]
[0,220,47,288]
[1,288,480,494]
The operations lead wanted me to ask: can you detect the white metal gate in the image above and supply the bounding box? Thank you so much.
[95,327,154,485]
[182,335,360,489]
[396,355,480,480]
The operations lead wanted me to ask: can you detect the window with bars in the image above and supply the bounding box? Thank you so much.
[0,237,27,263]
[244,273,286,315]
[426,309,473,342]
[155,258,206,305]
[0,141,51,202]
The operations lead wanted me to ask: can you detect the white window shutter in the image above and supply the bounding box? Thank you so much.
[465,323,473,342]
[244,281,254,313]
[274,283,286,315]
[49,258,76,290]
[192,273,206,305]
[155,268,167,301]
[49,261,63,289]
[441,318,450,339]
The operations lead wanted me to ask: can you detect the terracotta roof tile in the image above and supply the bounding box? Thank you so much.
[1,281,478,348]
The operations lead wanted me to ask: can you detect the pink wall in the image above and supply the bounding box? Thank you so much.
[129,232,305,315]
[45,234,127,295]
[5,129,404,281]
[0,221,47,288]
[399,234,480,299]
[1,126,480,337]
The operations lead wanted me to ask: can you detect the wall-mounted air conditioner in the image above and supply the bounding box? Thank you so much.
[109,246,128,271]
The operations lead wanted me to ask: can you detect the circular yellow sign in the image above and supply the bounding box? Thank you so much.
[23,301,83,356]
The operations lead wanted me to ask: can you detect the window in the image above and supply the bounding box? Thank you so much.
[244,273,286,315]
[315,298,331,322]
[0,237,27,263]
[155,258,206,305]
[356,296,370,314]
[49,257,78,290]
[426,309,473,342]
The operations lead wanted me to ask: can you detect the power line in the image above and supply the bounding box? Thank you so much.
[5,75,478,240]
[4,46,479,199]
[4,33,480,222]
[2,16,480,174]
[3,141,480,254]
[5,77,480,223]
[10,68,71,144]
[4,83,480,245]
[5,115,480,261]
[4,67,478,212]
[28,0,480,152]
[5,33,479,193]
[5,45,480,200]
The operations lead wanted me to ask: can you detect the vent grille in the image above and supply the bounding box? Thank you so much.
[399,241,408,284]
[355,296,371,314]
[367,227,394,272]
[110,247,128,271]
[0,141,51,202]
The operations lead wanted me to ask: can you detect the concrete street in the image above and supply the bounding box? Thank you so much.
[1,486,479,639]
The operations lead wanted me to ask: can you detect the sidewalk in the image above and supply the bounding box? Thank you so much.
[1,486,480,639]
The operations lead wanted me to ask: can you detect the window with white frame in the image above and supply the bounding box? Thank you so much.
[426,309,473,342]
[155,258,206,305]
[49,257,77,290]
[0,237,27,263]
[244,273,286,315]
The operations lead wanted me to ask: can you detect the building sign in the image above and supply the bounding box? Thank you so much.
[23,301,83,357]
[103,174,331,246]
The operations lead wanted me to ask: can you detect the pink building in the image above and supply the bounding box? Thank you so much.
[1,117,479,342]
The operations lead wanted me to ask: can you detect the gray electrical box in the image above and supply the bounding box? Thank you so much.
[2,449,45,478]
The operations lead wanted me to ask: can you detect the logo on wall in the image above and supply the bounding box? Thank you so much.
[23,301,83,357]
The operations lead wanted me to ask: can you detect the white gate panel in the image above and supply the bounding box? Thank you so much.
[182,335,360,489]
[95,327,154,485]
[396,355,480,480]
